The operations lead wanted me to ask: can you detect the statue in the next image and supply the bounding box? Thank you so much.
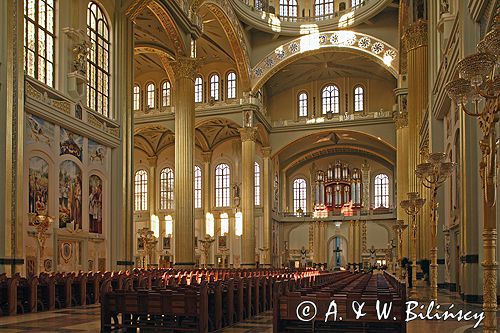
[72,41,91,75]
[300,246,308,268]
[440,0,449,14]
[369,245,377,267]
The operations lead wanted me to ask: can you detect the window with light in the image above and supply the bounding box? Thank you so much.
[24,0,56,87]
[352,0,364,8]
[227,72,237,99]
[210,74,220,101]
[160,167,174,210]
[133,84,140,110]
[87,2,111,117]
[162,81,171,107]
[195,76,203,103]
[315,0,334,16]
[146,83,155,108]
[354,86,364,112]
[280,0,298,17]
[194,166,202,209]
[134,170,148,211]
[293,178,307,212]
[298,92,308,117]
[215,164,230,207]
[255,162,261,206]
[322,85,340,114]
[374,174,389,208]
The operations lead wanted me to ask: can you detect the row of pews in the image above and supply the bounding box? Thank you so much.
[100,268,323,332]
[274,270,407,333]
[0,271,102,316]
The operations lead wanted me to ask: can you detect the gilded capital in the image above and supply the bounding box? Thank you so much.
[201,151,212,163]
[261,146,272,158]
[402,20,428,51]
[239,127,257,142]
[393,111,408,129]
[170,57,200,81]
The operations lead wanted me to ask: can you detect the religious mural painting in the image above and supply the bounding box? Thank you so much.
[89,140,106,164]
[25,114,54,147]
[60,128,83,161]
[59,160,82,229]
[89,175,103,234]
[28,157,49,221]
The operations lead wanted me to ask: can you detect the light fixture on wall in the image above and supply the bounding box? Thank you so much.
[164,215,173,237]
[150,214,160,238]
[235,211,243,237]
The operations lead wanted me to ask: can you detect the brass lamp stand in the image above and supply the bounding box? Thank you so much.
[416,154,455,302]
[392,219,408,280]
[445,21,499,332]
[400,192,425,298]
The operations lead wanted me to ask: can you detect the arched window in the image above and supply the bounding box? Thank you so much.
[354,86,364,112]
[351,0,364,8]
[315,0,334,16]
[210,74,220,101]
[162,81,171,107]
[87,2,111,117]
[280,0,298,17]
[298,92,308,117]
[24,0,56,87]
[255,162,261,206]
[215,164,230,207]
[374,174,389,208]
[255,0,264,10]
[134,170,148,211]
[293,178,307,212]
[146,82,155,108]
[194,166,202,209]
[227,72,237,99]
[322,85,340,114]
[133,84,140,110]
[195,76,203,103]
[160,167,174,210]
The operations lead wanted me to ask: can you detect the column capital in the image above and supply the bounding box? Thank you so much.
[239,127,257,142]
[402,20,428,51]
[393,111,408,129]
[261,146,272,158]
[147,156,158,167]
[170,57,200,81]
[201,151,212,163]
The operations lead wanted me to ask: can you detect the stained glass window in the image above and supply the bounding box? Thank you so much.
[134,170,148,211]
[195,76,203,103]
[162,81,171,107]
[215,164,230,207]
[210,74,220,101]
[255,162,261,206]
[293,178,307,212]
[322,85,340,114]
[194,166,202,209]
[146,82,155,108]
[354,85,364,112]
[374,174,389,208]
[227,72,237,99]
[160,167,174,210]
[133,84,140,110]
[298,92,308,117]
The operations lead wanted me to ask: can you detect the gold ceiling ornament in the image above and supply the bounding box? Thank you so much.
[445,23,499,333]
[400,192,426,298]
[402,20,428,51]
[169,57,201,81]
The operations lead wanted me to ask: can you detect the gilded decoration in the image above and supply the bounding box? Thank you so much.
[238,127,257,142]
[170,57,200,81]
[402,20,428,51]
[261,146,272,158]
[125,0,152,21]
[25,82,71,115]
[147,1,186,55]
[392,111,408,129]
[87,113,104,130]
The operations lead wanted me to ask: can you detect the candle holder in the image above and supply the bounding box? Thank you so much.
[392,219,408,280]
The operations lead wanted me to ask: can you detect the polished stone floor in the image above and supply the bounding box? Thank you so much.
[0,286,498,332]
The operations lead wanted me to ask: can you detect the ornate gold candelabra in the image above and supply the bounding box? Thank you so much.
[445,20,499,333]
[137,228,158,268]
[392,219,408,280]
[400,192,426,298]
[198,235,215,269]
[416,154,455,302]
[28,213,54,270]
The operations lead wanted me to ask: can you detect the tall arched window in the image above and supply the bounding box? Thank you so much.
[322,85,340,114]
[134,170,148,211]
[133,84,140,110]
[24,0,56,87]
[280,0,298,17]
[315,0,334,16]
[354,85,364,112]
[146,82,155,108]
[374,174,389,208]
[195,76,203,103]
[255,162,261,206]
[298,92,308,117]
[227,72,237,99]
[87,2,111,117]
[162,81,171,107]
[293,178,307,212]
[215,164,230,207]
[194,166,202,209]
[160,167,174,210]
[210,74,220,101]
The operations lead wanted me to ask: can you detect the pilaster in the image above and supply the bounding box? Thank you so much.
[261,146,272,267]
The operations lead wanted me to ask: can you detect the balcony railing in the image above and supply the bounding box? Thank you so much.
[272,110,392,127]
